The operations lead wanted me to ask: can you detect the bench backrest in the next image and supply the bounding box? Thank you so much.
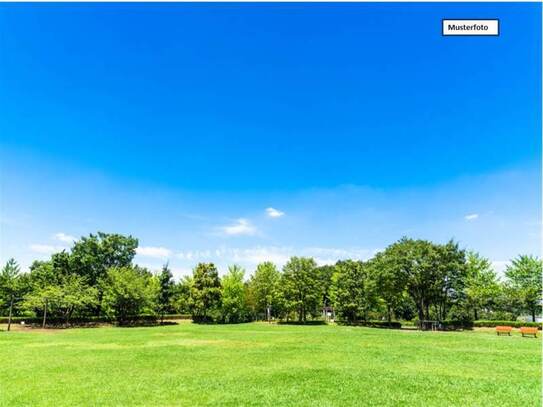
[520,327,538,333]
[496,326,512,331]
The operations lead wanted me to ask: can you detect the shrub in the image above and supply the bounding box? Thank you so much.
[337,320,402,329]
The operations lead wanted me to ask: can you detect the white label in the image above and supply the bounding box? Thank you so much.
[442,19,499,36]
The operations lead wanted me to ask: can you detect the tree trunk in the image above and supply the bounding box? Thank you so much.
[417,303,424,330]
[474,308,478,321]
[7,295,14,332]
[42,299,48,329]
[532,308,536,323]
[387,304,392,323]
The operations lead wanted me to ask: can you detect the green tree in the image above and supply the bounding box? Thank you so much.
[23,274,98,325]
[505,255,542,322]
[220,265,247,323]
[432,241,467,321]
[172,276,193,314]
[0,258,22,329]
[465,251,500,320]
[157,263,175,323]
[249,262,281,320]
[369,253,407,322]
[330,260,377,323]
[101,266,158,325]
[380,238,466,323]
[316,265,335,310]
[281,257,320,323]
[189,263,222,323]
[70,232,138,286]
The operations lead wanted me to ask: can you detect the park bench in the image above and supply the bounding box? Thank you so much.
[520,327,538,338]
[495,326,512,336]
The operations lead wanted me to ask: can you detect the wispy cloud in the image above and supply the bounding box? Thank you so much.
[464,213,479,221]
[53,232,76,244]
[136,246,172,259]
[266,207,285,218]
[176,246,376,268]
[30,244,66,255]
[219,218,258,236]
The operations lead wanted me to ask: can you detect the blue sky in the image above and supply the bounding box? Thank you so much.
[0,3,541,278]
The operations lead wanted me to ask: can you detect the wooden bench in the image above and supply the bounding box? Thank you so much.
[496,326,512,336]
[520,327,538,338]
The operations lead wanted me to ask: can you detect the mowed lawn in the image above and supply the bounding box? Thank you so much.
[1,322,540,406]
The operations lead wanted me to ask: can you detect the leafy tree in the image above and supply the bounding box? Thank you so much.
[189,263,222,323]
[369,253,407,322]
[172,276,192,314]
[0,258,22,329]
[249,262,281,320]
[330,260,376,323]
[465,251,501,320]
[316,265,335,310]
[157,263,175,323]
[281,257,320,323]
[101,266,158,325]
[431,241,467,321]
[23,274,98,324]
[379,238,466,323]
[220,265,247,323]
[0,258,21,308]
[505,255,542,322]
[70,232,138,286]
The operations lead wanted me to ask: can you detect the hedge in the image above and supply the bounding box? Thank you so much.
[338,320,402,329]
[0,314,191,325]
[473,320,542,329]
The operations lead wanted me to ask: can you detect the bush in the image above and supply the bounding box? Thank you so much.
[0,313,191,326]
[440,320,473,330]
[337,320,402,329]
[473,320,542,329]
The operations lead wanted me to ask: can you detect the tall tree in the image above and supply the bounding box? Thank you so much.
[172,276,193,314]
[70,233,138,286]
[157,263,175,323]
[465,251,500,320]
[249,262,281,320]
[316,265,335,310]
[432,240,467,321]
[369,253,407,322]
[221,265,247,323]
[70,233,138,315]
[505,255,542,322]
[281,257,320,323]
[189,263,222,323]
[0,258,21,330]
[330,260,376,323]
[101,266,158,325]
[379,238,466,323]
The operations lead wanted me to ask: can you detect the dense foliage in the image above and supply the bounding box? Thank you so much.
[1,232,541,327]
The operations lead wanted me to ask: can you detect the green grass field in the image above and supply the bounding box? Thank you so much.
[1,322,540,406]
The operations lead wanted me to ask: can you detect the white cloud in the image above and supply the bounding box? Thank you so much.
[464,213,479,221]
[53,232,76,243]
[30,244,65,255]
[136,246,172,259]
[219,218,257,236]
[266,207,285,218]
[176,246,376,268]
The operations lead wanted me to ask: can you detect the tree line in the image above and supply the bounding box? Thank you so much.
[0,232,541,327]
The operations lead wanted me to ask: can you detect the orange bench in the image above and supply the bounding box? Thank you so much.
[520,327,538,338]
[496,326,512,336]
